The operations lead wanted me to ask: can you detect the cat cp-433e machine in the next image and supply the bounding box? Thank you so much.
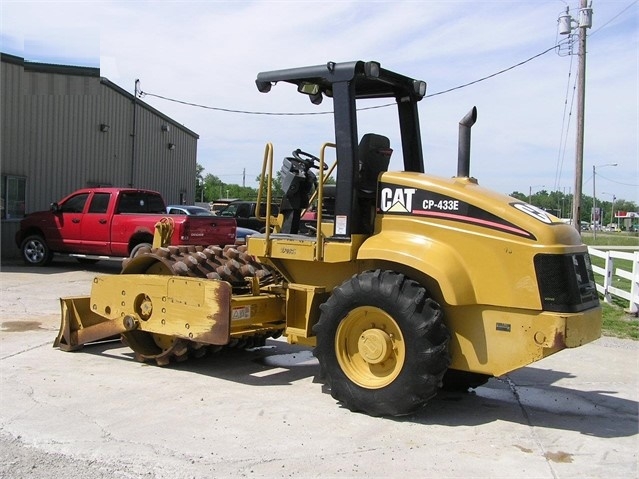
[55,60,601,416]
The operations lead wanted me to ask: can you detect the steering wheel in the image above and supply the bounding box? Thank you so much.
[291,149,328,170]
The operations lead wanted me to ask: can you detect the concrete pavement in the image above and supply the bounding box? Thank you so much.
[1,258,637,478]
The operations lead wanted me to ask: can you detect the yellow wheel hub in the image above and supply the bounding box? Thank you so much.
[358,329,393,364]
[335,306,405,389]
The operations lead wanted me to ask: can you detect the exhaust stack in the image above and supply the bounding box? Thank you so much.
[457,106,477,178]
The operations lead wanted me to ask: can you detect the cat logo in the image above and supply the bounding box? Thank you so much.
[512,203,553,224]
[380,187,417,213]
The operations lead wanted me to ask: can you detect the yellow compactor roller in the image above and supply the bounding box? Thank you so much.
[54,60,601,417]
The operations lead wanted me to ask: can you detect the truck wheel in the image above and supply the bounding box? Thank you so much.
[313,270,450,416]
[130,242,152,258]
[20,235,53,266]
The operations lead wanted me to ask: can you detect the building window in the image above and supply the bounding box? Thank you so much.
[1,175,26,220]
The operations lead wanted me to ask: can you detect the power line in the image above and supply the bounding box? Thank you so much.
[425,42,566,98]
[596,172,639,188]
[139,91,333,115]
[138,42,567,115]
[583,171,638,189]
[590,0,638,37]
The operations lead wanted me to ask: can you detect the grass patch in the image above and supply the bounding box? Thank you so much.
[589,255,633,309]
[585,233,638,339]
[581,232,639,246]
[601,302,639,340]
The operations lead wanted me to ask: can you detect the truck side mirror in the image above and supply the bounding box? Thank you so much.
[50,202,61,213]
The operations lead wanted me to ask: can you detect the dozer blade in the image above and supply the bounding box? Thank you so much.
[55,296,127,351]
[54,275,232,351]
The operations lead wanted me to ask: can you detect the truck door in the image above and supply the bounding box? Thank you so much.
[81,192,112,254]
[48,193,89,252]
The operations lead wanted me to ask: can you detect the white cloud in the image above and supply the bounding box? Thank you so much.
[2,0,637,202]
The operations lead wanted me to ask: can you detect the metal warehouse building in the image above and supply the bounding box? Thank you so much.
[1,53,199,258]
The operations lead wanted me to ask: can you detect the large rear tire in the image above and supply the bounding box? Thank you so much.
[313,270,450,416]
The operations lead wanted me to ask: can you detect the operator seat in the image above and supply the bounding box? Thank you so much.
[357,133,393,233]
[358,133,393,198]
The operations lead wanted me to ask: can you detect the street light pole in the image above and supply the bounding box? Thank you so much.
[611,195,616,230]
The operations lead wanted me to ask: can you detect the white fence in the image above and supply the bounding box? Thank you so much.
[588,247,639,314]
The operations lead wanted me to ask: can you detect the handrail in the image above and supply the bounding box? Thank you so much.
[257,143,274,250]
[256,141,336,261]
[315,142,337,261]
[302,157,337,217]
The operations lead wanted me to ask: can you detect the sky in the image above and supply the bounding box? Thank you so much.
[2,0,638,206]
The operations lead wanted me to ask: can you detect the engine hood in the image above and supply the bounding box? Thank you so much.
[376,171,582,248]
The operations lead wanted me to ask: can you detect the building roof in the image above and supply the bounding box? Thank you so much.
[1,52,199,139]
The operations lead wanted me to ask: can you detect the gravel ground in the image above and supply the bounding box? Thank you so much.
[593,335,639,349]
[0,433,144,479]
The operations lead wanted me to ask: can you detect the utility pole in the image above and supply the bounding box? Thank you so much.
[560,1,593,232]
[528,185,545,205]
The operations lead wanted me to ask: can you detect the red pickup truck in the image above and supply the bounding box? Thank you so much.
[15,187,236,266]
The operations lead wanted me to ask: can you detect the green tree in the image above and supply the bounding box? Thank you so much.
[256,170,336,203]
[205,174,226,200]
[510,189,565,217]
[195,163,206,202]
[256,172,284,200]
[613,199,637,215]
[509,188,637,226]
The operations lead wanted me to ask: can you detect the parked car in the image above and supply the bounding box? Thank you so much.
[166,205,259,245]
[235,227,259,245]
[16,188,236,266]
[217,200,280,232]
[167,205,257,245]
[210,199,239,215]
[166,205,214,216]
